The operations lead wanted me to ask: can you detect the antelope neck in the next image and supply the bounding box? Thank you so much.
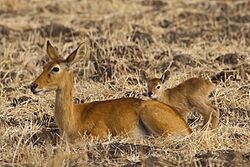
[55,71,74,133]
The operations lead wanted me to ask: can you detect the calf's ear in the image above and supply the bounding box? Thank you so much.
[161,70,170,83]
[140,70,148,81]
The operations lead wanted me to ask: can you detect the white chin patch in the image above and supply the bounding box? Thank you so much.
[35,91,45,95]
[150,95,158,100]
[33,89,47,95]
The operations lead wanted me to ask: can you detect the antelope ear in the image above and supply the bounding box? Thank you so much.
[46,40,59,61]
[161,70,170,83]
[140,70,148,81]
[65,43,84,64]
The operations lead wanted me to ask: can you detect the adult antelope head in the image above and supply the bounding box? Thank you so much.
[30,41,81,95]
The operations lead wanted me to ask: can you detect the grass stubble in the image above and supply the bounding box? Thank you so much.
[0,0,249,166]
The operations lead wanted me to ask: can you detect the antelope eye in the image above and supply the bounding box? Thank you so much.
[51,67,60,72]
[157,86,160,89]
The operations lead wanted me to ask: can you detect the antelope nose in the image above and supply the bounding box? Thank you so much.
[30,82,38,93]
[147,91,153,97]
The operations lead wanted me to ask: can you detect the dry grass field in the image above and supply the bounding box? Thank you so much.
[0,0,250,166]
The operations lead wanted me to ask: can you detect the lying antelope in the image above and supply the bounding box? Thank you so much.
[30,41,191,141]
[141,71,219,129]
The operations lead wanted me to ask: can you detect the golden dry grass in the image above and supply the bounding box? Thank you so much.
[0,0,250,166]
